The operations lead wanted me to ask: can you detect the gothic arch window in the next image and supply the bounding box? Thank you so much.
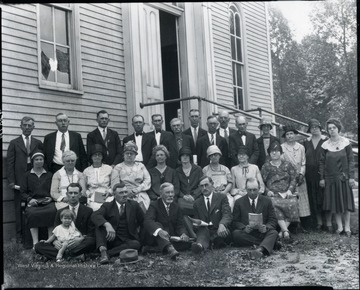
[229,3,244,110]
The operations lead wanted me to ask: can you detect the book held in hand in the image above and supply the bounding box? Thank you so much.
[248,213,263,227]
[94,191,107,203]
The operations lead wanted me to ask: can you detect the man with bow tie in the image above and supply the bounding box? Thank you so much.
[147,114,178,169]
[122,114,157,168]
[232,177,279,258]
[7,116,43,243]
[86,110,123,167]
[143,182,190,260]
[229,116,259,167]
[196,115,228,168]
[91,182,145,264]
[191,176,232,254]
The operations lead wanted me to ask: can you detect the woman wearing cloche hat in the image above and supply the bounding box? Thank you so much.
[281,125,311,232]
[111,141,151,212]
[302,119,328,231]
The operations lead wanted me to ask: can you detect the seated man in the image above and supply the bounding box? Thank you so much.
[35,183,96,260]
[191,176,232,254]
[143,182,190,260]
[91,182,145,264]
[232,177,279,258]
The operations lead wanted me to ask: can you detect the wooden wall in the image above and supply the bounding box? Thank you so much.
[2,3,126,241]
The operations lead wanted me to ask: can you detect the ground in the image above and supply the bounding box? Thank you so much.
[3,209,359,289]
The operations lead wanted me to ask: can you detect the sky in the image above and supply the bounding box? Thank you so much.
[269,1,323,42]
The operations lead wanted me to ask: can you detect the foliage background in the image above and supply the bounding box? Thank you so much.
[268,0,357,138]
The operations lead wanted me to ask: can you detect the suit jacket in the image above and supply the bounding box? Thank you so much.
[144,199,186,237]
[6,136,43,185]
[216,127,237,141]
[216,127,237,168]
[147,130,178,169]
[256,135,280,170]
[86,127,122,166]
[193,192,232,229]
[231,194,277,231]
[183,127,207,150]
[196,133,228,168]
[123,132,157,168]
[91,199,144,241]
[43,131,88,172]
[54,204,95,237]
[229,131,260,167]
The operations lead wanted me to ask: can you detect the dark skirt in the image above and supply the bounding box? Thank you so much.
[305,177,324,215]
[271,197,300,223]
[25,202,57,228]
[323,176,355,214]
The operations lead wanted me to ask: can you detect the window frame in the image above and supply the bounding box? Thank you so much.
[229,3,246,110]
[37,3,83,94]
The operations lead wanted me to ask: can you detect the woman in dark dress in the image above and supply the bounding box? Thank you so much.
[147,145,180,201]
[319,118,356,237]
[20,151,56,248]
[303,119,328,230]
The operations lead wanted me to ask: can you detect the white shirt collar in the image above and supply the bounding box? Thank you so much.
[115,200,125,210]
[30,168,47,175]
[22,134,32,140]
[98,126,107,133]
[162,200,171,209]
[57,130,69,136]
[204,192,213,204]
[248,195,259,207]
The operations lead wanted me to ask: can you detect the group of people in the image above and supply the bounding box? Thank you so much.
[6,109,356,263]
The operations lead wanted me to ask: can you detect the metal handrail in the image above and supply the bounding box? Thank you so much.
[139,96,358,147]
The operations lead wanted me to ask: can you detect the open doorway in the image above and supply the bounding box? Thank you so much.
[159,11,181,131]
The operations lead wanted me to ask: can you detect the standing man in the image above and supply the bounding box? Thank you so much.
[7,116,43,243]
[143,182,190,260]
[35,183,96,260]
[196,115,228,168]
[256,117,279,170]
[43,113,88,173]
[229,116,259,167]
[170,118,195,159]
[183,109,207,151]
[148,114,178,169]
[87,110,122,167]
[232,177,279,258]
[91,182,145,264]
[122,114,156,168]
[191,176,232,254]
[217,110,237,168]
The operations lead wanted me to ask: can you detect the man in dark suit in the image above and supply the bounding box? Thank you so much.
[256,118,279,170]
[217,110,237,168]
[147,114,178,169]
[7,116,43,243]
[183,109,207,152]
[229,116,259,167]
[170,118,195,162]
[91,182,145,264]
[87,110,122,167]
[35,183,96,260]
[191,176,232,254]
[196,115,228,168]
[143,182,190,260]
[122,114,156,168]
[232,177,279,258]
[43,113,88,173]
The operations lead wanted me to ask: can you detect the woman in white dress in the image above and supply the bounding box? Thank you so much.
[111,141,151,212]
[83,144,114,211]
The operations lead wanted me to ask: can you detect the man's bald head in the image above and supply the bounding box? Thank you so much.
[218,110,230,129]
[236,116,248,133]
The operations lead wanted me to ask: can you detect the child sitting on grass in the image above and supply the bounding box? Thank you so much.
[40,209,82,262]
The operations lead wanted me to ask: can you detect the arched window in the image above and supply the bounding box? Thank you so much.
[229,4,244,110]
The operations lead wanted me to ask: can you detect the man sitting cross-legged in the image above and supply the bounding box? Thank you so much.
[232,177,279,258]
[143,182,191,260]
[91,182,145,264]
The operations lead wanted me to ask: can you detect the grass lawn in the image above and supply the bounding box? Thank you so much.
[3,208,359,289]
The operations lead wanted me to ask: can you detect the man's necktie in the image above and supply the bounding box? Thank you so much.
[135,132,143,136]
[224,129,229,144]
[211,134,214,145]
[207,197,211,215]
[71,206,77,218]
[102,129,106,141]
[119,204,125,216]
[251,199,256,213]
[193,128,198,144]
[60,133,66,152]
[166,205,170,216]
[25,136,30,163]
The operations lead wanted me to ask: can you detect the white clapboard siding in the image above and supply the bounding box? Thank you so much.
[211,2,273,136]
[2,3,126,240]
